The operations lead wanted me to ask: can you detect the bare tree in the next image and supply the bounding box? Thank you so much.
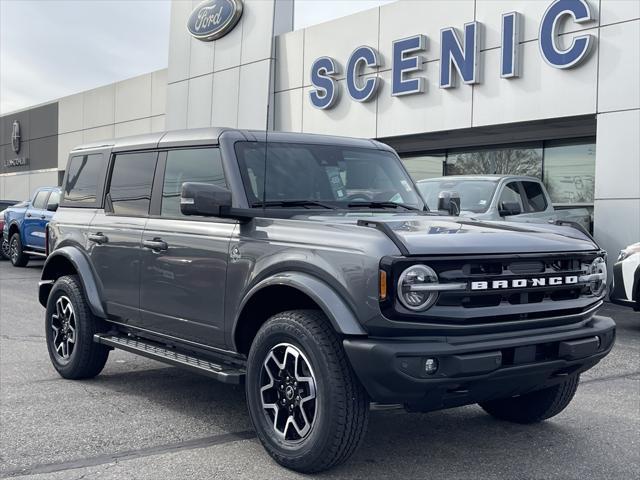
[447,148,542,178]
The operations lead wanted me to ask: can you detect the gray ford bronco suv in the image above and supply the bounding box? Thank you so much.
[40,128,615,472]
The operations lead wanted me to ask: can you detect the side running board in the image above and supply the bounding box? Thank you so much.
[94,334,245,384]
[23,250,47,257]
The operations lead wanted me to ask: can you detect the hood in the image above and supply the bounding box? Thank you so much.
[300,213,598,255]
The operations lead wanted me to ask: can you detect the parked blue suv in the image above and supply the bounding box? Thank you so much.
[2,186,61,267]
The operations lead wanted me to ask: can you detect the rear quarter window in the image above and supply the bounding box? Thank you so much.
[64,154,104,206]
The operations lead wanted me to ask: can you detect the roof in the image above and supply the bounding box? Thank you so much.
[70,127,390,154]
[416,175,541,183]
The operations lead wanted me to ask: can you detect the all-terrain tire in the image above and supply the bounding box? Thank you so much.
[246,310,369,473]
[45,275,110,379]
[479,374,580,424]
[9,232,29,267]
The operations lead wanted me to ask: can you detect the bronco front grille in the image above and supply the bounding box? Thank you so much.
[381,251,605,327]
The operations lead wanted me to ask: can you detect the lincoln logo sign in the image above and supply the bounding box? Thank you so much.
[310,0,596,109]
[11,120,20,154]
[471,276,579,291]
[187,0,243,42]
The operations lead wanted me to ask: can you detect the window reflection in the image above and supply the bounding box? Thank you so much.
[544,140,595,205]
[447,146,543,178]
[402,155,443,181]
[400,138,596,208]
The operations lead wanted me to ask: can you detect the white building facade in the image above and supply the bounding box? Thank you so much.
[1,0,638,268]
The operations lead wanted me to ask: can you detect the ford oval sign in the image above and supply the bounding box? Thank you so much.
[11,120,21,154]
[187,0,243,42]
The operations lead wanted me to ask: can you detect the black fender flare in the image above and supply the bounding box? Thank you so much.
[7,220,21,237]
[39,246,106,318]
[233,271,367,345]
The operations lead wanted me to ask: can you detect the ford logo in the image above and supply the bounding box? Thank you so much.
[187,0,243,42]
[11,120,20,154]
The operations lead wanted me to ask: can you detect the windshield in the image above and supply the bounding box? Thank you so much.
[417,179,498,213]
[235,143,424,209]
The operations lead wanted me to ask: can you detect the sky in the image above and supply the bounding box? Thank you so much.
[0,0,395,114]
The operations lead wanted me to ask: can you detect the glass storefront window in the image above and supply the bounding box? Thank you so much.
[402,154,444,181]
[401,138,596,208]
[446,145,543,178]
[543,140,595,205]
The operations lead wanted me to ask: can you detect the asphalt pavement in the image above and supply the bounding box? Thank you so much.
[0,260,638,480]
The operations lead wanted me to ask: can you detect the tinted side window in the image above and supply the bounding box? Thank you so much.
[521,181,548,212]
[65,154,103,204]
[47,191,60,209]
[108,152,157,216]
[161,148,225,217]
[32,191,49,209]
[499,182,524,210]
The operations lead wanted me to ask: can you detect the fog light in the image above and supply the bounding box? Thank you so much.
[424,358,439,375]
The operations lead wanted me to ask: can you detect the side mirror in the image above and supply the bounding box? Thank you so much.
[180,182,232,217]
[499,201,522,217]
[47,203,59,212]
[438,190,461,216]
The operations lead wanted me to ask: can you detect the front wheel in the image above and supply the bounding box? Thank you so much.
[479,375,580,424]
[246,310,369,473]
[9,233,29,267]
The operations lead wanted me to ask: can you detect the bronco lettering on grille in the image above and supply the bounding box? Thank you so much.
[470,276,579,290]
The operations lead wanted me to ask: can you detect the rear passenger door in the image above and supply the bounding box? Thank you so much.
[89,151,158,324]
[23,190,49,249]
[139,147,235,348]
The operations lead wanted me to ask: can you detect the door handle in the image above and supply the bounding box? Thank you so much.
[143,238,168,252]
[88,233,108,245]
[26,213,32,218]
[40,215,46,220]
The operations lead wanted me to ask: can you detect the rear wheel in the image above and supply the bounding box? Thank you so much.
[45,275,110,379]
[9,233,28,267]
[246,310,369,473]
[479,375,580,424]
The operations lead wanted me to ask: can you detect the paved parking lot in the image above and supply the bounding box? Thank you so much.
[0,260,638,480]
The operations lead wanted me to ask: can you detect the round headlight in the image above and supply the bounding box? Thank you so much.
[397,264,439,311]
[587,257,607,296]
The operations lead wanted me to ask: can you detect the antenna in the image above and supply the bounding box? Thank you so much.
[262,103,269,209]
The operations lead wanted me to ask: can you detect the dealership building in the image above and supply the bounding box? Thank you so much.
[1,0,638,269]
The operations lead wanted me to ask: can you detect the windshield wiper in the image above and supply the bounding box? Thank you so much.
[254,200,337,210]
[347,201,421,211]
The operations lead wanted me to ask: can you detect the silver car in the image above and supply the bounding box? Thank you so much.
[417,175,592,231]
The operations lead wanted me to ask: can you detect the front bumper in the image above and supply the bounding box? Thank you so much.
[344,315,615,411]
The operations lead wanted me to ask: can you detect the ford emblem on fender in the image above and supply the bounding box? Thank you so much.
[187,0,243,42]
